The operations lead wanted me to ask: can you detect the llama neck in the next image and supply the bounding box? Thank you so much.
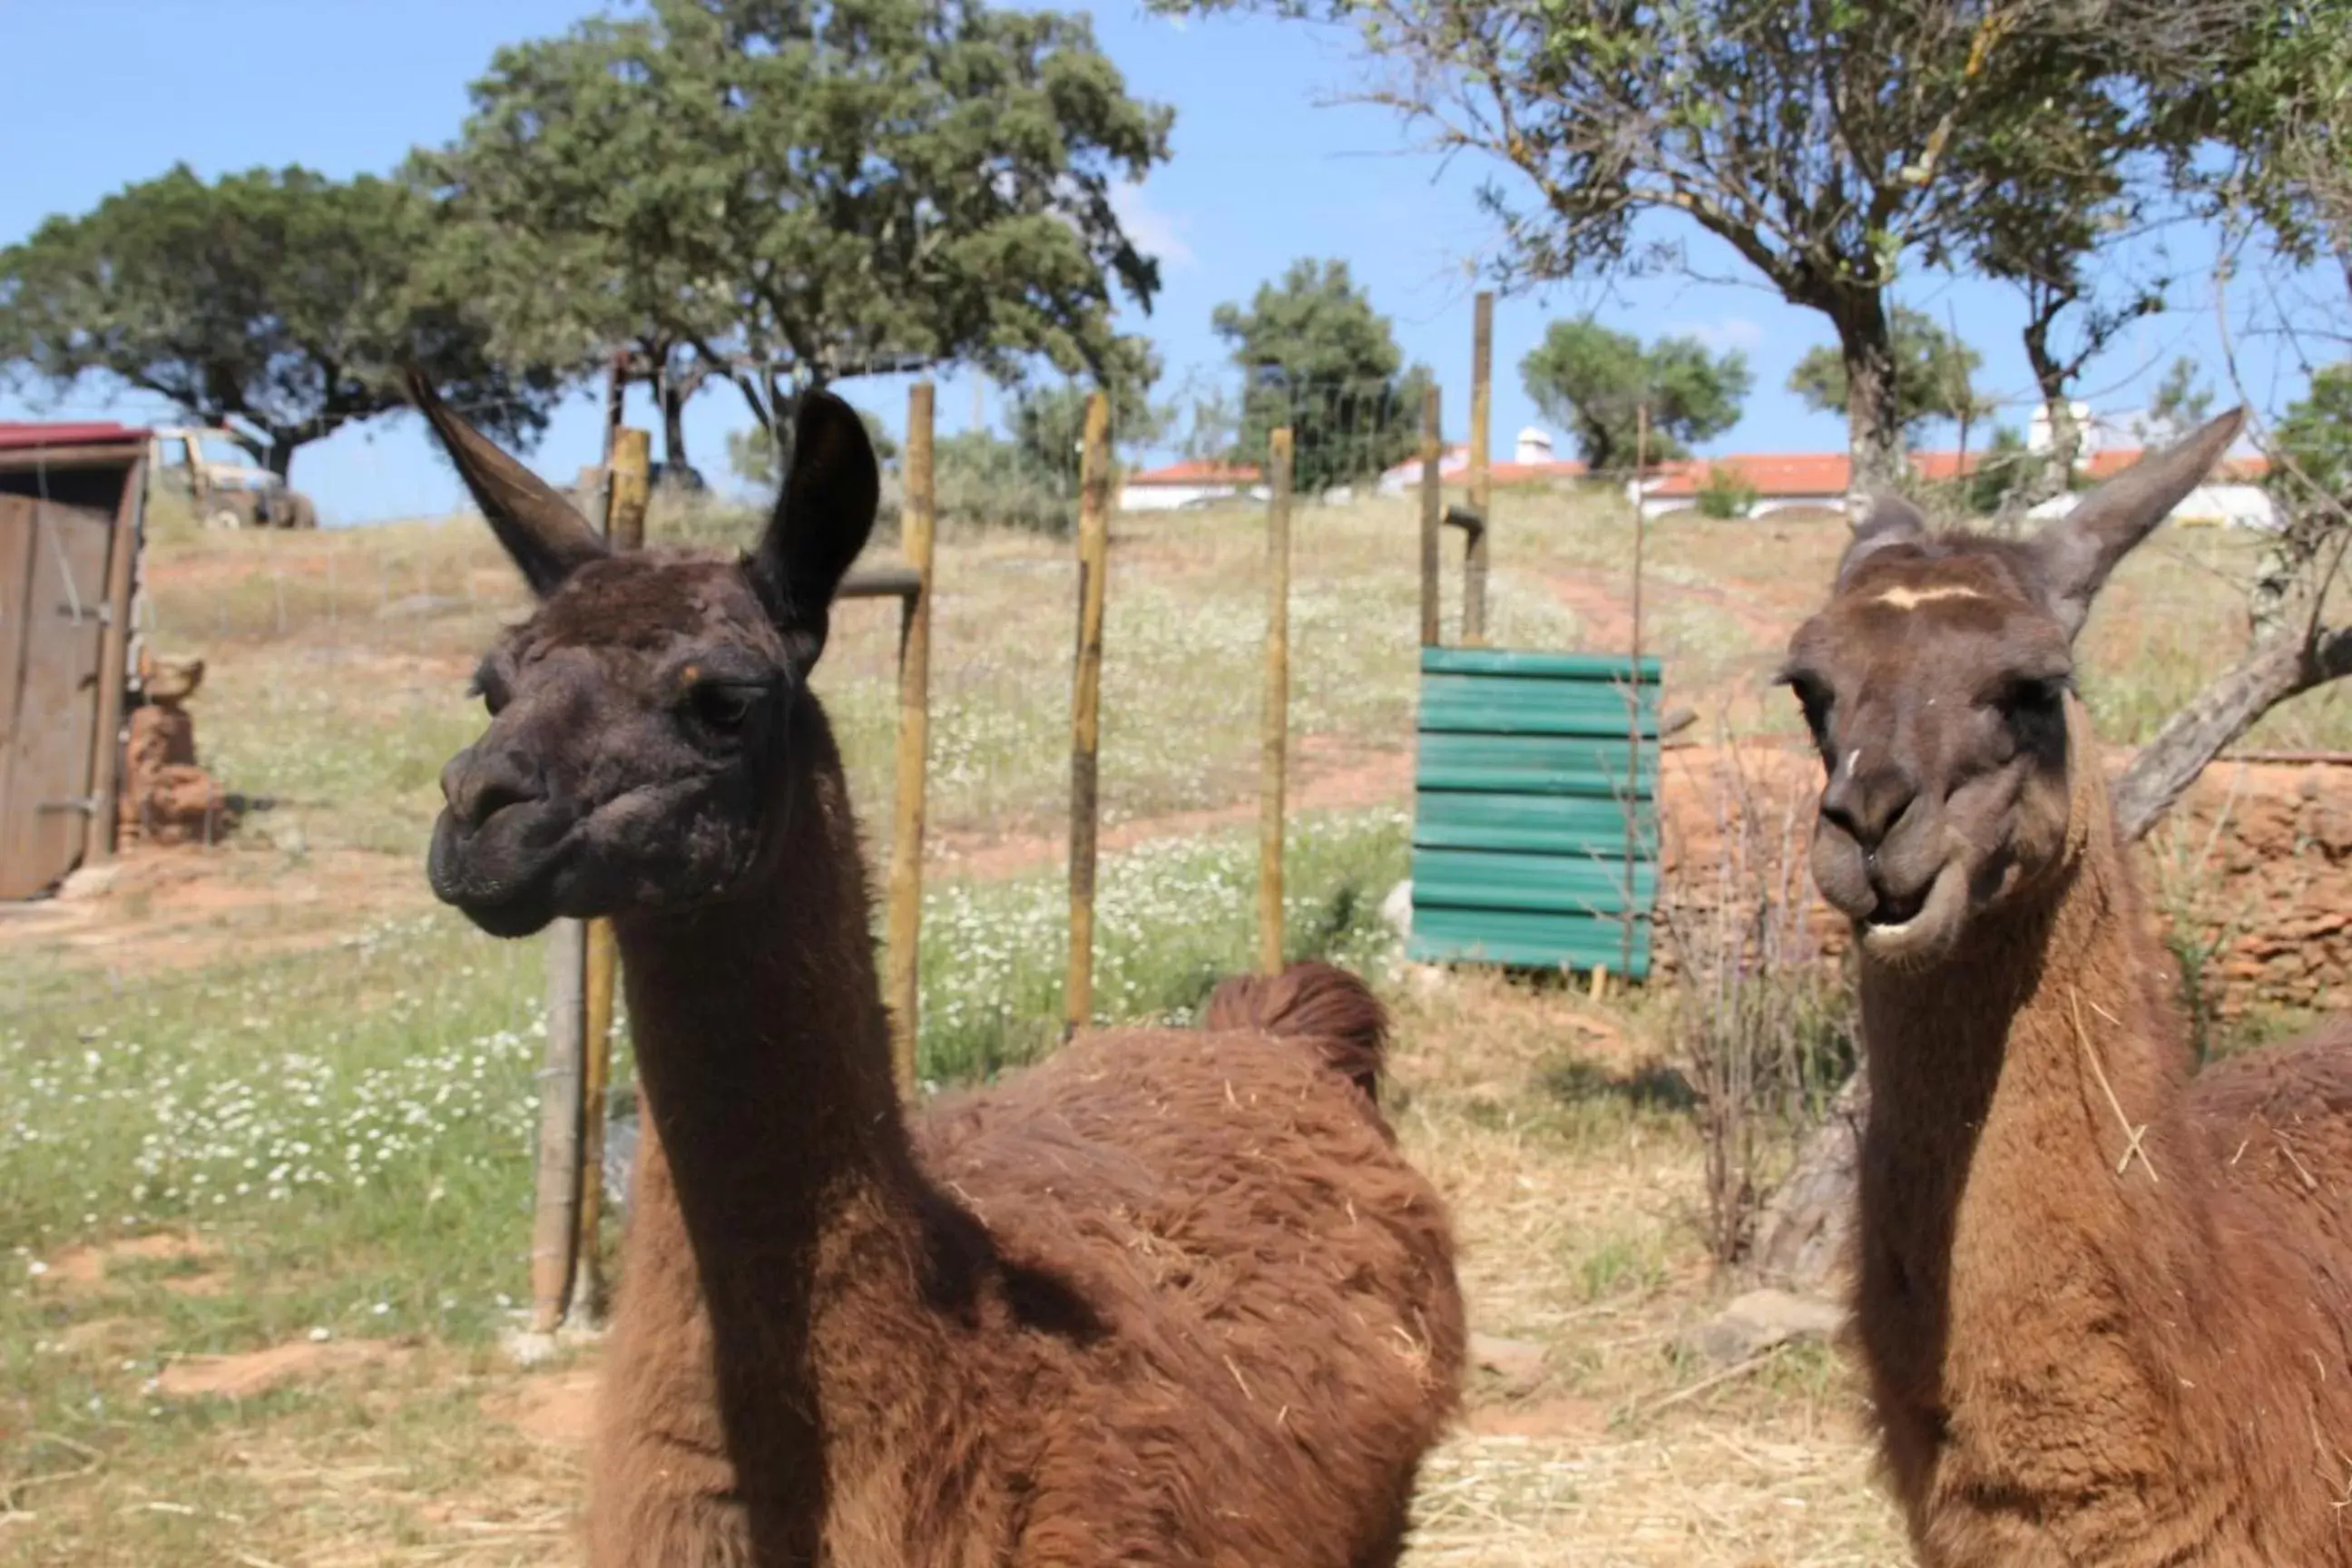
[1856,699,2197,1435]
[604,698,943,1547]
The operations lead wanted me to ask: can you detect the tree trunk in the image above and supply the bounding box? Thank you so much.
[1832,292,1905,517]
[263,435,297,481]
[1749,1072,1868,1295]
[2014,312,2082,523]
[661,377,690,470]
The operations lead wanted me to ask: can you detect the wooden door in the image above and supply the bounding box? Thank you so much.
[0,495,114,898]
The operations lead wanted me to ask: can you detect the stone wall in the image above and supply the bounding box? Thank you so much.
[1654,743,2350,1019]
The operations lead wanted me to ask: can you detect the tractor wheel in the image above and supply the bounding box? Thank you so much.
[276,492,319,530]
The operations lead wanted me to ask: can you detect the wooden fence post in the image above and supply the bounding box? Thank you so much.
[885,384,936,1097]
[608,427,652,552]
[1259,427,1295,975]
[1466,290,1494,644]
[1419,387,1442,648]
[1064,391,1112,1040]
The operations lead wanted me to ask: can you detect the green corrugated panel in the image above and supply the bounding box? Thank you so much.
[1413,791,1660,856]
[1407,906,1657,972]
[1424,648,1665,681]
[1420,672,1658,737]
[1416,733,1656,797]
[1409,646,1661,979]
[1411,848,1658,915]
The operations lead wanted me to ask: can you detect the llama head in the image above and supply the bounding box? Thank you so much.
[410,371,878,937]
[1779,407,2245,969]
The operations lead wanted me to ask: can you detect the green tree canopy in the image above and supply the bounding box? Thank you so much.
[1787,309,1985,445]
[1519,318,1749,472]
[418,0,1174,446]
[1147,0,2231,500]
[0,163,554,477]
[1211,259,1430,494]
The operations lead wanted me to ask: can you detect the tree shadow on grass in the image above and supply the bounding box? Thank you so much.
[1542,1057,1698,1114]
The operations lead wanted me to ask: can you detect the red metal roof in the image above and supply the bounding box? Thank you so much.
[1126,459,1263,485]
[0,420,147,452]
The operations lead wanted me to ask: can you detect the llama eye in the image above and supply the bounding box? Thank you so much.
[470,669,510,717]
[1995,676,2065,718]
[689,682,761,735]
[1788,676,1833,741]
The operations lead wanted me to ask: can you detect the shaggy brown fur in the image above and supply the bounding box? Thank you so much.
[1784,409,2352,1565]
[1202,959,1390,1105]
[407,374,1465,1566]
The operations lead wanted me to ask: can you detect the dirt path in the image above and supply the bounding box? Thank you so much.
[2,738,1414,979]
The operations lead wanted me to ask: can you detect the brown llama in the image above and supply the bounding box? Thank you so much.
[406,372,1464,1567]
[1780,407,2352,1565]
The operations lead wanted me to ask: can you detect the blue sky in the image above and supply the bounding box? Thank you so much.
[0,0,2313,524]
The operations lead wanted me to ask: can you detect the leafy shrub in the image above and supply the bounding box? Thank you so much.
[1694,464,1759,520]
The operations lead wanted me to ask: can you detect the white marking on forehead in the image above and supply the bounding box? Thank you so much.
[1871,583,1985,610]
[1844,748,1861,778]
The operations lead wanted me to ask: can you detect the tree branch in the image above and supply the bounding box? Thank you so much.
[2112,621,2352,841]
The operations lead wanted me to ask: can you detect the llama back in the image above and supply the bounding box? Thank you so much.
[1202,960,1388,1105]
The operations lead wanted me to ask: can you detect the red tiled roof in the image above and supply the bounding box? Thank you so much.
[1126,459,1262,485]
[1646,442,2266,502]
[1645,454,1852,499]
[1910,450,1984,482]
[1491,458,1588,484]
[2084,446,2269,482]
[0,420,147,452]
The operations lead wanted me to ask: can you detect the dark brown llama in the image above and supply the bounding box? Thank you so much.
[1780,407,2352,1566]
[407,372,1464,1567]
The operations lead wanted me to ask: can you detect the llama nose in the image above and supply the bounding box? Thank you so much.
[441,745,545,829]
[1820,765,1917,853]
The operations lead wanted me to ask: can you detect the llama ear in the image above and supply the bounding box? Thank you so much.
[749,389,879,671]
[404,368,607,597]
[2030,406,2245,639]
[1834,494,1928,587]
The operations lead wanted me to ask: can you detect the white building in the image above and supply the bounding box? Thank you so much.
[1116,459,1265,513]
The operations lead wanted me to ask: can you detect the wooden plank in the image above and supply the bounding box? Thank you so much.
[1411,847,1659,915]
[85,456,142,864]
[1419,673,1659,737]
[0,499,36,856]
[1424,646,1663,681]
[0,502,112,898]
[1416,731,1656,797]
[1408,906,1655,977]
[1413,789,1659,856]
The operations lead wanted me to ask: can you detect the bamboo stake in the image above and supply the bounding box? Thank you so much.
[885,384,936,1097]
[1419,386,1442,648]
[1259,427,1295,975]
[1064,392,1112,1040]
[531,925,585,1333]
[1624,403,1651,982]
[569,423,651,1324]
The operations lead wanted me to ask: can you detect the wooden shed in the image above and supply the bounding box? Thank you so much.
[0,421,147,899]
[1406,647,1661,979]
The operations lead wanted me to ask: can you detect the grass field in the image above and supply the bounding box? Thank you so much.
[3,475,2338,1564]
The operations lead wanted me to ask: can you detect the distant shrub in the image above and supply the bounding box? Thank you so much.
[1694,464,1759,520]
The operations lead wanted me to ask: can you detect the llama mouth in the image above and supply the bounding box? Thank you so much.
[426,808,579,937]
[1856,863,1966,964]
[1864,885,1931,931]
